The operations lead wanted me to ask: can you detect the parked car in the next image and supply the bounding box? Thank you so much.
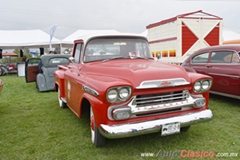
[182,44,240,99]
[25,54,70,92]
[54,33,213,147]
[0,51,18,76]
[0,63,17,76]
[0,78,3,94]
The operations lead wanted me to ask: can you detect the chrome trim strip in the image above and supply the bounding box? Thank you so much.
[210,91,240,99]
[208,73,240,78]
[136,91,185,102]
[107,91,203,119]
[136,78,190,89]
[82,85,99,96]
[99,109,213,139]
[129,95,202,115]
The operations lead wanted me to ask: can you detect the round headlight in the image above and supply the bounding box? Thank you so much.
[107,89,118,102]
[107,86,132,103]
[202,80,210,90]
[194,81,201,92]
[119,87,130,100]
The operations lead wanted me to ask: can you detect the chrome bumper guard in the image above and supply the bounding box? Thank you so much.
[99,109,213,139]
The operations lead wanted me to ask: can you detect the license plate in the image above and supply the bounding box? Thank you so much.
[161,122,180,136]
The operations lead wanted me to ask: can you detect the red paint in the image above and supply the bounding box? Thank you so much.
[182,22,198,56]
[204,23,220,46]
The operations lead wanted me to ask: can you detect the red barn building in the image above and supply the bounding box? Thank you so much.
[146,10,223,64]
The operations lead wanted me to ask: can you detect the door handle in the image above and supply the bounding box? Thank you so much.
[206,65,212,68]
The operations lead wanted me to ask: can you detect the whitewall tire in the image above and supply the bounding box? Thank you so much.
[90,106,106,147]
[58,88,67,108]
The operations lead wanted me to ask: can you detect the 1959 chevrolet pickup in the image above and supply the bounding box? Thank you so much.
[54,33,213,147]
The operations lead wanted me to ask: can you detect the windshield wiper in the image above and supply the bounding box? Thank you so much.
[102,56,127,62]
[102,56,154,62]
[132,57,154,60]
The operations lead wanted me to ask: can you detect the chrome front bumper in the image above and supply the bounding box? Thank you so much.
[99,109,213,139]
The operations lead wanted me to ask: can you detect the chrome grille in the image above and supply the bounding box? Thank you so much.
[136,90,188,107]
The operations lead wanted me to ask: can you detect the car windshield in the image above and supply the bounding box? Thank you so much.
[83,38,151,62]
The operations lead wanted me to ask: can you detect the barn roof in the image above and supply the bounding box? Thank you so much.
[146,10,222,29]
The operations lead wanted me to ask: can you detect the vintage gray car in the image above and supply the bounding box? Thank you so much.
[25,54,70,92]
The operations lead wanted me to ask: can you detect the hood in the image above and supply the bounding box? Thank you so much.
[82,59,190,88]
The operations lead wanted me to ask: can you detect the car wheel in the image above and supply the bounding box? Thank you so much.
[36,82,39,91]
[58,88,67,108]
[0,66,8,75]
[36,79,40,91]
[181,126,190,132]
[90,106,106,147]
[0,67,2,76]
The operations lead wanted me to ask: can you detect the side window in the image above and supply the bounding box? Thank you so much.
[231,52,240,63]
[192,52,209,63]
[74,44,82,63]
[210,51,233,63]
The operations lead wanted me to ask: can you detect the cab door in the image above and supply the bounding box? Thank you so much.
[25,58,41,83]
[64,43,83,116]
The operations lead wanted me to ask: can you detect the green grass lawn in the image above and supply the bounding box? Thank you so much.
[0,74,240,160]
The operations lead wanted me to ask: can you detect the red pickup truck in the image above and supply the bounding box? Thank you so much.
[54,33,213,147]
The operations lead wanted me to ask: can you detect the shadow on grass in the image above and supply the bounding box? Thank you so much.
[210,93,239,106]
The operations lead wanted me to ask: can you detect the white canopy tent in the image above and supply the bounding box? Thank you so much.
[222,29,240,42]
[61,29,119,48]
[0,29,61,49]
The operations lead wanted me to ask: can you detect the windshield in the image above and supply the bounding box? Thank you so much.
[83,38,151,62]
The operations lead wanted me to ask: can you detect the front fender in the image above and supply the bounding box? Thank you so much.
[54,70,66,97]
[81,74,133,99]
[183,66,196,73]
[54,70,66,80]
[187,72,213,108]
[187,72,213,83]
[36,73,47,91]
[82,92,108,127]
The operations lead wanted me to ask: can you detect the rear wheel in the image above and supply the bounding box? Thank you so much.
[58,88,67,108]
[0,66,8,75]
[90,106,106,147]
[0,67,2,76]
[36,82,39,91]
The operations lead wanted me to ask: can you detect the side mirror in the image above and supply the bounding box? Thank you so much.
[69,57,75,63]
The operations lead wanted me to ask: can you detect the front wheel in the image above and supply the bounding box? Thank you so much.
[90,106,106,147]
[58,88,67,108]
[181,126,190,132]
[0,67,3,76]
